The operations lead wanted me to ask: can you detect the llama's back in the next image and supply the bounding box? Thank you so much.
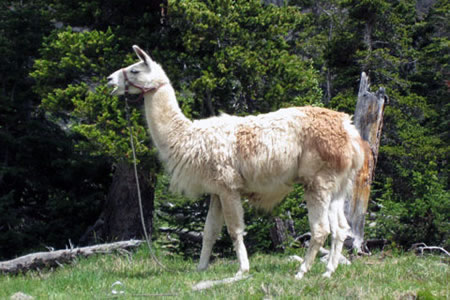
[232,106,362,179]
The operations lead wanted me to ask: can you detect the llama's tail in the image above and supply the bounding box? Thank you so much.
[341,118,373,251]
[340,117,369,214]
[343,118,365,173]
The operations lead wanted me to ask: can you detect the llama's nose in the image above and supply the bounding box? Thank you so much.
[107,76,113,82]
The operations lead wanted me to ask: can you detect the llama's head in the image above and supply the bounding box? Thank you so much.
[107,45,169,97]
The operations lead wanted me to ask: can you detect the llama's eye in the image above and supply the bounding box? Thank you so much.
[130,69,139,74]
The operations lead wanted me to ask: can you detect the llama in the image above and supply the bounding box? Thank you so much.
[107,45,367,279]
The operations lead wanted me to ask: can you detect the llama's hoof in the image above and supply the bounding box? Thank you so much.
[235,269,249,278]
[322,271,332,278]
[294,271,305,280]
[288,255,304,263]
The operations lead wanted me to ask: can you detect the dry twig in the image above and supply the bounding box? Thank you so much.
[192,274,251,291]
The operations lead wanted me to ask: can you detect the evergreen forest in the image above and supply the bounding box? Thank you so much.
[0,0,448,260]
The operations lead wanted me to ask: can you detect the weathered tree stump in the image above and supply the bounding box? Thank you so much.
[344,72,387,253]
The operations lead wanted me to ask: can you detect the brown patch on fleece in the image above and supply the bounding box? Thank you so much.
[300,106,352,172]
[236,125,260,159]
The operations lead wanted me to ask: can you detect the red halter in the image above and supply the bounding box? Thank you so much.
[121,68,165,102]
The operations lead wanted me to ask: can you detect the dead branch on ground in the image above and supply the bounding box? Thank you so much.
[0,240,143,274]
[409,243,450,257]
[192,275,252,291]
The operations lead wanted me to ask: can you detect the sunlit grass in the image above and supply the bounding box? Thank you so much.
[1,246,448,299]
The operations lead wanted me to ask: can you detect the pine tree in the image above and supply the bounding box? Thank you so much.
[0,1,110,259]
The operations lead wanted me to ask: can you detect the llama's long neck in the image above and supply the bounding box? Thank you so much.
[143,84,192,158]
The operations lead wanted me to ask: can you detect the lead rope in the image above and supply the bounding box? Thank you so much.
[124,95,168,270]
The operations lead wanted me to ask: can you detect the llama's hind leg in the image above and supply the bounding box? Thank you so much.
[220,191,249,277]
[198,194,224,271]
[323,195,349,278]
[296,189,331,279]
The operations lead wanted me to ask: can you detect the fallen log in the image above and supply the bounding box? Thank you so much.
[0,240,143,274]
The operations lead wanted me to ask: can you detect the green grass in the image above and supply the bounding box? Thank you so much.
[1,246,448,299]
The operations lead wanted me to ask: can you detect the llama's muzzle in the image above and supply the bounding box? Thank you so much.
[107,79,119,95]
[109,85,119,95]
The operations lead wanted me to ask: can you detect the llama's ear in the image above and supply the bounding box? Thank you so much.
[132,45,152,66]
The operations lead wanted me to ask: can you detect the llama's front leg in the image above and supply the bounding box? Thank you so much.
[296,190,330,280]
[220,192,249,277]
[198,194,224,271]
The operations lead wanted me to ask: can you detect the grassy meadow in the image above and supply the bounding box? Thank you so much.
[1,246,448,299]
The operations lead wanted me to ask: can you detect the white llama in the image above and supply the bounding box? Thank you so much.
[107,46,367,279]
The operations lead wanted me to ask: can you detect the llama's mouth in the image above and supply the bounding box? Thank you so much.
[110,86,119,95]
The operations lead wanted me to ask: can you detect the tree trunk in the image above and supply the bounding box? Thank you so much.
[269,215,295,251]
[270,217,287,252]
[80,162,155,244]
[204,90,215,117]
[344,72,387,252]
